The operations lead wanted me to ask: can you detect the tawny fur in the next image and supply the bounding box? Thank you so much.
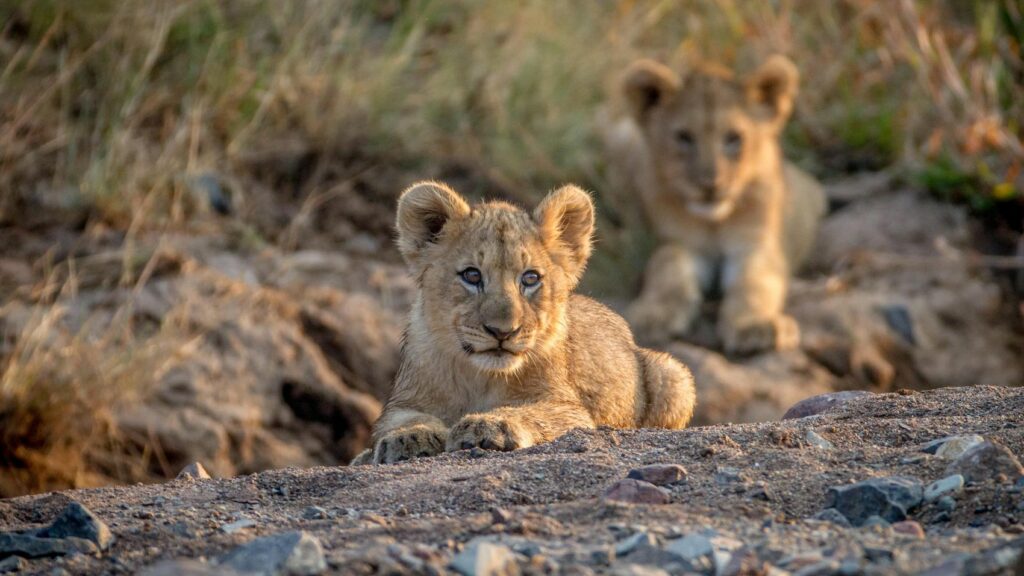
[353,182,696,464]
[605,55,826,355]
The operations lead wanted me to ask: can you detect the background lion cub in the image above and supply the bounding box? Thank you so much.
[607,55,826,355]
[354,182,696,464]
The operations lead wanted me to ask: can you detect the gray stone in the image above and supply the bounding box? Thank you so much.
[920,435,984,457]
[793,560,841,576]
[805,430,833,449]
[221,519,257,534]
[861,516,891,529]
[0,533,98,559]
[610,566,669,576]
[946,441,1024,483]
[35,502,112,551]
[783,391,872,419]
[626,464,688,486]
[0,556,27,573]
[937,496,957,512]
[176,462,212,480]
[824,476,923,526]
[811,508,852,527]
[220,531,326,576]
[301,507,327,520]
[450,540,520,576]
[924,475,964,501]
[714,467,749,485]
[602,479,671,505]
[614,532,657,557]
[141,559,234,576]
[663,534,713,564]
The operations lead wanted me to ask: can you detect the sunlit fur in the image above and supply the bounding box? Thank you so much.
[352,182,696,464]
[605,55,826,354]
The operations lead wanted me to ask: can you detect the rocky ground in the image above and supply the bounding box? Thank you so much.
[2,386,1023,575]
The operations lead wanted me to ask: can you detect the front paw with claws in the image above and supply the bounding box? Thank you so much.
[371,424,448,464]
[446,414,531,453]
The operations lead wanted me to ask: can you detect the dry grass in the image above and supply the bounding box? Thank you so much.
[0,0,1021,494]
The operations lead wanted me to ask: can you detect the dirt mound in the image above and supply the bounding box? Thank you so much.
[1,386,1021,575]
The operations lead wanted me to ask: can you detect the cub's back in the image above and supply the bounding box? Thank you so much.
[564,295,645,428]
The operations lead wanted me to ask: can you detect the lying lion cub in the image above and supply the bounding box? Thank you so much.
[352,182,696,464]
[607,55,826,355]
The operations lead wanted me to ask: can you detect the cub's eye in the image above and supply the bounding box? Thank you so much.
[459,267,482,286]
[521,270,542,288]
[724,130,743,153]
[675,130,695,147]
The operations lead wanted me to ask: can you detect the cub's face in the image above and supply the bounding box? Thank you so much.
[622,56,799,221]
[396,182,594,374]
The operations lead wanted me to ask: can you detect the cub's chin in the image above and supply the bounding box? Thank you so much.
[468,349,526,373]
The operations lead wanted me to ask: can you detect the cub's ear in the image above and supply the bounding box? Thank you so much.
[534,185,595,286]
[396,181,471,265]
[747,55,799,127]
[622,59,680,121]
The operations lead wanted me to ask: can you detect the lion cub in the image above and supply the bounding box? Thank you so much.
[607,55,826,355]
[353,182,696,464]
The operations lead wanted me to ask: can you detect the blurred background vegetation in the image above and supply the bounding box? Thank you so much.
[1,0,1022,285]
[1,0,1022,495]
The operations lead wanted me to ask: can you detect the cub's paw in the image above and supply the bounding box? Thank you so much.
[720,314,800,356]
[627,300,697,345]
[446,414,530,453]
[372,424,448,464]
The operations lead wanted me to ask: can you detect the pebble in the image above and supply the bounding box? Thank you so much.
[602,479,671,505]
[793,560,841,576]
[614,532,658,557]
[811,508,852,528]
[220,531,326,576]
[139,559,222,576]
[782,391,872,419]
[296,506,325,521]
[0,557,27,573]
[804,431,833,449]
[663,533,713,565]
[626,464,688,486]
[937,496,957,512]
[714,467,750,485]
[35,502,113,551]
[824,476,923,526]
[0,533,98,559]
[924,475,964,501]
[861,516,891,530]
[945,441,1024,483]
[450,540,520,576]
[891,520,925,538]
[611,566,669,576]
[920,434,983,457]
[489,507,512,525]
[220,518,257,534]
[176,462,212,481]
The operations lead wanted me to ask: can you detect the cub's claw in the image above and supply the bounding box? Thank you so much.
[372,425,447,464]
[446,415,528,453]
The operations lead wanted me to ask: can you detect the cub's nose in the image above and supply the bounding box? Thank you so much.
[483,324,521,342]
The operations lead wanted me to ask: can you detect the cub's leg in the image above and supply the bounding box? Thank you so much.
[446,402,595,452]
[637,348,696,429]
[366,408,449,464]
[627,244,703,344]
[718,249,799,355]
